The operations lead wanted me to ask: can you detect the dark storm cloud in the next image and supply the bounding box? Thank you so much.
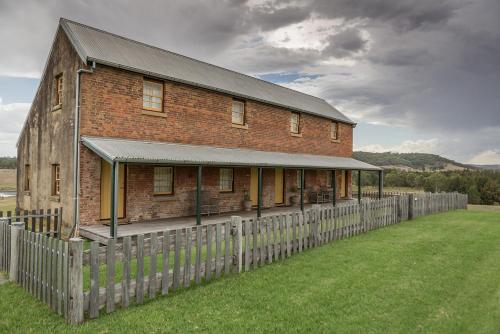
[310,0,459,32]
[322,28,368,58]
[0,0,499,162]
[250,5,311,31]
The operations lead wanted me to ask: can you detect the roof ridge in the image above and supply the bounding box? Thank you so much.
[60,17,329,104]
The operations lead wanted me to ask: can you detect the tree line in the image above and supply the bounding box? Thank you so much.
[356,169,500,205]
[0,157,16,169]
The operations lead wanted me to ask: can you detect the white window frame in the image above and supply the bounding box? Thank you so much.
[331,121,339,140]
[290,112,300,134]
[143,80,164,112]
[231,100,245,125]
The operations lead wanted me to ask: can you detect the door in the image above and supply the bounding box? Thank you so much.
[100,160,126,220]
[340,170,348,198]
[250,167,258,206]
[274,168,284,204]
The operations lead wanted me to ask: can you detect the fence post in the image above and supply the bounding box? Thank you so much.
[9,222,24,282]
[68,237,84,325]
[408,193,414,220]
[231,216,242,273]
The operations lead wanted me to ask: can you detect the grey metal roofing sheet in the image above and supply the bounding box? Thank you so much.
[81,136,381,171]
[60,18,354,125]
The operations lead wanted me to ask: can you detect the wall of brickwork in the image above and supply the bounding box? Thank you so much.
[79,65,353,157]
[16,27,86,234]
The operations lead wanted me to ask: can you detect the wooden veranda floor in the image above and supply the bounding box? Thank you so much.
[79,201,356,244]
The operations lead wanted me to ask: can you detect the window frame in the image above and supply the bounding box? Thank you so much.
[231,99,246,125]
[290,112,301,134]
[52,164,60,196]
[142,79,164,112]
[219,168,234,193]
[153,166,174,195]
[331,121,339,140]
[24,164,31,192]
[54,74,63,108]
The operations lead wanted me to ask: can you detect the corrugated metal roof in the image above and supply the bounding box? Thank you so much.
[60,18,355,125]
[81,136,381,171]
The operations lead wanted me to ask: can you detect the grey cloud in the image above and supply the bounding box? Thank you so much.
[250,5,311,31]
[1,0,499,162]
[311,0,459,32]
[322,28,367,58]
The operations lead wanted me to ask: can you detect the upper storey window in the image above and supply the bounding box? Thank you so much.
[331,121,339,140]
[231,100,245,125]
[54,74,63,108]
[290,112,300,134]
[143,80,163,112]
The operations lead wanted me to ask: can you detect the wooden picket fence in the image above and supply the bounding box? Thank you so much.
[0,220,11,272]
[16,229,70,318]
[0,208,63,237]
[0,192,467,324]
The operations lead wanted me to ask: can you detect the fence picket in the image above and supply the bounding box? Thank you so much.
[150,232,158,298]
[122,236,131,308]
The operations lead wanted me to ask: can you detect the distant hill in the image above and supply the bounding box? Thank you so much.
[0,157,16,169]
[353,152,474,171]
[470,164,500,170]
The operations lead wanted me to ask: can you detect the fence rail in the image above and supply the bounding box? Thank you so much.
[0,208,63,238]
[0,192,467,324]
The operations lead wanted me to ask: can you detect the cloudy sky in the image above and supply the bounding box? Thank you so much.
[0,0,499,164]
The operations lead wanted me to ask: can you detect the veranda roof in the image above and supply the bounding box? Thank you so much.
[82,136,381,171]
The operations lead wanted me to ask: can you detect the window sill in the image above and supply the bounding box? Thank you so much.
[52,105,62,112]
[219,191,234,195]
[49,195,60,202]
[330,138,341,143]
[142,110,167,118]
[290,132,302,138]
[153,195,176,202]
[231,123,248,130]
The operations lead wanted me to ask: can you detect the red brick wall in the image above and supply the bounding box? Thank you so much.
[78,64,355,225]
[79,65,353,157]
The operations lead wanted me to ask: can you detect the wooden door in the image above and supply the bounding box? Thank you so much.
[274,168,284,204]
[250,167,258,206]
[100,160,126,220]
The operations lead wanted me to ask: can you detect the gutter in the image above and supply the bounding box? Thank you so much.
[70,61,95,238]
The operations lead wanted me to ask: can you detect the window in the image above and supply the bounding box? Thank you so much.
[296,170,303,189]
[231,100,245,125]
[154,167,173,194]
[331,121,339,140]
[143,80,163,112]
[290,112,300,134]
[219,168,234,192]
[52,164,60,196]
[54,74,63,107]
[24,165,31,191]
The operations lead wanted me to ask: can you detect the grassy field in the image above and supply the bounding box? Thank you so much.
[0,169,16,191]
[0,196,16,212]
[1,209,499,333]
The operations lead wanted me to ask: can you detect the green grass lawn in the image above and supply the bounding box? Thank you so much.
[0,196,16,212]
[1,209,499,333]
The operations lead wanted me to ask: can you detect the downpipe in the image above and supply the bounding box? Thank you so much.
[70,61,95,238]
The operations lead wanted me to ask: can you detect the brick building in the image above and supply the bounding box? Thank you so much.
[16,19,381,239]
